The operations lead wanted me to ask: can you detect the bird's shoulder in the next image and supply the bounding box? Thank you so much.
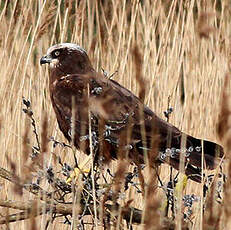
[51,72,154,123]
[52,72,141,105]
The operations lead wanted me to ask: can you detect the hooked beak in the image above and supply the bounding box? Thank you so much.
[40,55,52,65]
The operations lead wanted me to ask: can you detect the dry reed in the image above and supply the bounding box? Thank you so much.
[0,1,229,229]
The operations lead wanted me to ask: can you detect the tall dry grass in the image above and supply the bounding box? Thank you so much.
[0,0,230,229]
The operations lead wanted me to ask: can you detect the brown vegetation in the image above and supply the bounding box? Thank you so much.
[0,0,229,229]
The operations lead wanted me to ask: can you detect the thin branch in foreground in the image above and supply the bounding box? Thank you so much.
[0,198,143,225]
[0,166,51,200]
[0,166,143,225]
[0,211,41,225]
[22,98,41,153]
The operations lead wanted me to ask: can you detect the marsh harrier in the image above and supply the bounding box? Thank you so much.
[40,43,223,182]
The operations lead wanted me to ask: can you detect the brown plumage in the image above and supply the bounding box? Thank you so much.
[40,43,223,182]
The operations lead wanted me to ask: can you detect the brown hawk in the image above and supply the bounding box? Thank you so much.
[40,43,223,182]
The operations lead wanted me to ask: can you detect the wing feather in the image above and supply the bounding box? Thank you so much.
[50,73,223,182]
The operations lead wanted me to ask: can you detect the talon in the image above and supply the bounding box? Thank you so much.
[66,156,91,184]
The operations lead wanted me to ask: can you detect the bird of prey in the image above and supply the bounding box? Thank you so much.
[40,43,223,182]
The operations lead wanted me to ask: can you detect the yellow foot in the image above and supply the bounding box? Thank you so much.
[66,156,91,184]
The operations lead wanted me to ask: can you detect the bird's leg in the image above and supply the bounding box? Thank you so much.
[66,155,91,184]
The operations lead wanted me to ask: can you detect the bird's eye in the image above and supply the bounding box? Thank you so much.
[54,51,60,57]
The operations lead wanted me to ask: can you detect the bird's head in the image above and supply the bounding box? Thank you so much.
[40,43,94,75]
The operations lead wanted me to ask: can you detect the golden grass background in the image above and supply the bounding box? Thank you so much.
[0,0,230,229]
